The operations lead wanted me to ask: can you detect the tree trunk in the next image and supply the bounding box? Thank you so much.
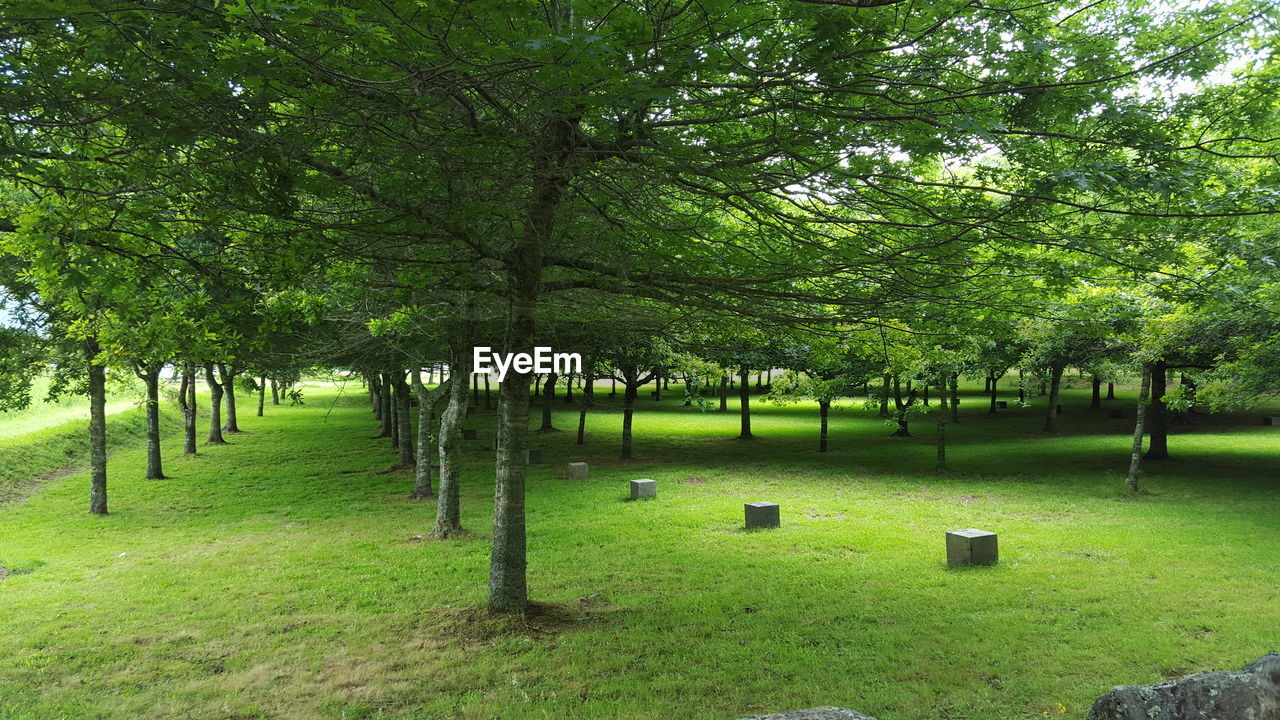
[218,363,240,433]
[538,372,557,431]
[576,405,587,445]
[988,374,998,413]
[487,115,572,613]
[949,373,960,423]
[412,371,448,499]
[1018,369,1026,403]
[1144,360,1169,460]
[683,376,693,406]
[610,375,616,398]
[652,372,662,401]
[472,372,480,407]
[718,375,728,412]
[818,400,830,452]
[141,364,166,480]
[205,362,227,444]
[1043,364,1064,432]
[178,362,198,455]
[258,374,267,416]
[1126,364,1153,491]
[215,365,238,432]
[271,377,280,405]
[1090,375,1102,409]
[564,372,574,404]
[434,335,472,538]
[936,378,949,472]
[1107,381,1116,400]
[489,294,536,615]
[378,371,394,437]
[879,373,891,418]
[582,362,595,406]
[389,382,400,449]
[891,374,911,436]
[394,371,414,468]
[87,341,108,515]
[738,366,752,439]
[484,373,492,410]
[621,383,637,459]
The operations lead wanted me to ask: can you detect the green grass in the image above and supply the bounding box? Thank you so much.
[1,378,1277,720]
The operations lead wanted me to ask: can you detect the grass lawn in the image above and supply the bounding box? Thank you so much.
[1,378,1277,719]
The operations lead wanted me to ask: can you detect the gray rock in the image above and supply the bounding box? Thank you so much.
[1088,651,1280,720]
[568,462,588,480]
[738,708,877,720]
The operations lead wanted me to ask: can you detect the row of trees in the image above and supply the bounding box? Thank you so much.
[1,0,1277,614]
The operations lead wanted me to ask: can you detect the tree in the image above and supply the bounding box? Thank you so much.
[769,344,879,452]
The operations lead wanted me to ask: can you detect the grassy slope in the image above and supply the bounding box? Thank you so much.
[0,379,1276,720]
[0,407,161,506]
[0,375,147,441]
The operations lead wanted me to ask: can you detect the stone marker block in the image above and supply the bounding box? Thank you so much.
[568,462,588,480]
[650,390,661,399]
[946,528,998,566]
[745,501,780,529]
[462,429,477,441]
[527,448,542,464]
[996,400,1008,408]
[630,478,656,500]
[1264,417,1280,426]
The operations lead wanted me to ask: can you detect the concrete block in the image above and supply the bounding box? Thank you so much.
[462,428,477,440]
[568,462,588,480]
[745,501,780,529]
[630,478,656,500]
[1264,417,1280,426]
[527,448,542,464]
[996,401,1008,408]
[946,528,998,566]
